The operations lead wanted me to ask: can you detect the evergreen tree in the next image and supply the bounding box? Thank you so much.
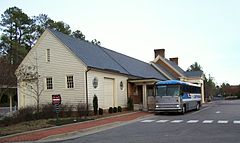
[0,6,34,64]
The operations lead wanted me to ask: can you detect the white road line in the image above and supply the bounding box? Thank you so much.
[218,120,228,124]
[216,111,221,114]
[187,120,199,123]
[141,120,155,123]
[233,121,240,124]
[171,120,183,123]
[156,120,169,123]
[203,120,213,124]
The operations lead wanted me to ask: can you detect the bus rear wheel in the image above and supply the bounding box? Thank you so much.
[195,102,200,111]
[181,106,186,115]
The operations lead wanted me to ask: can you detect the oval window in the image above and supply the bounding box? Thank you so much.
[120,81,124,90]
[93,77,98,89]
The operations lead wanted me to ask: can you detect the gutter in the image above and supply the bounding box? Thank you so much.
[85,68,91,115]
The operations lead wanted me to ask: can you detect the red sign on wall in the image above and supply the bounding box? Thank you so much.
[52,94,61,105]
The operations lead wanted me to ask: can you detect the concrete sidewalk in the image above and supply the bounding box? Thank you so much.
[0,112,152,143]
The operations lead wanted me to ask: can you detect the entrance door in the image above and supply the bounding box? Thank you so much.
[104,78,114,109]
[137,85,143,103]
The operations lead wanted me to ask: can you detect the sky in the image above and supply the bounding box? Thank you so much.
[0,0,240,85]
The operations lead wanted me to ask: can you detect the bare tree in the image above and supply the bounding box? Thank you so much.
[15,63,44,113]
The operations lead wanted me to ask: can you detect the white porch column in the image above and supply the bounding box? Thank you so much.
[142,84,148,111]
[9,95,13,113]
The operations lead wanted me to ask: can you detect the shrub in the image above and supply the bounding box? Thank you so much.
[0,106,36,126]
[108,107,113,113]
[59,104,74,118]
[77,103,87,118]
[93,95,98,115]
[66,105,74,117]
[113,107,117,113]
[17,106,36,122]
[0,116,14,127]
[99,108,103,115]
[117,106,122,112]
[235,93,240,99]
[127,97,134,111]
[39,104,55,119]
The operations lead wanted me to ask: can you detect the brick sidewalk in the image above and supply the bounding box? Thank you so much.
[0,112,151,143]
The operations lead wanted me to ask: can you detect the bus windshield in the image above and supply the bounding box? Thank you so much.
[156,85,180,96]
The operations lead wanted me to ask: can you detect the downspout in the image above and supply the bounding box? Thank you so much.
[127,79,129,98]
[85,68,91,115]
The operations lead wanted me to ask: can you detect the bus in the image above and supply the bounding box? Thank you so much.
[155,80,202,114]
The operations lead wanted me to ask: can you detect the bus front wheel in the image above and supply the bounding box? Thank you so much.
[181,106,186,115]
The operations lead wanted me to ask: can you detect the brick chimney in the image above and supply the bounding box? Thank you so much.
[170,57,178,65]
[154,49,165,58]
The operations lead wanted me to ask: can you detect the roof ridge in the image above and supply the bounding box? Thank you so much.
[101,47,150,65]
[99,47,131,75]
[48,28,92,45]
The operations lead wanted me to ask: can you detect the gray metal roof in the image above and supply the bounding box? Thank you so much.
[49,29,166,80]
[185,71,203,78]
[103,48,167,80]
[153,63,176,79]
[164,58,186,76]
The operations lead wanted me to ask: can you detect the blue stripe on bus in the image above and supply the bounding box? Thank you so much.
[181,93,201,100]
[156,80,200,87]
[156,80,187,85]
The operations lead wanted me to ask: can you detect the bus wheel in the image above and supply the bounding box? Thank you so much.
[181,106,186,115]
[196,103,200,111]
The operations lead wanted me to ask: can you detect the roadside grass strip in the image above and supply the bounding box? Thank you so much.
[171,120,183,123]
[218,120,228,124]
[203,120,213,124]
[187,120,199,123]
[141,120,155,123]
[156,120,169,123]
[233,121,240,124]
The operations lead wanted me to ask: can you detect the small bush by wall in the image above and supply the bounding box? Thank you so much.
[108,107,113,113]
[113,107,117,113]
[117,106,122,112]
[99,108,103,115]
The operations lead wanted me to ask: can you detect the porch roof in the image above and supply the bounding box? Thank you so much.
[128,78,159,83]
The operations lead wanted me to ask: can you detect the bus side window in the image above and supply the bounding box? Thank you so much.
[182,85,188,93]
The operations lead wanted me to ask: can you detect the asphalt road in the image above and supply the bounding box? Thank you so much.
[59,100,240,143]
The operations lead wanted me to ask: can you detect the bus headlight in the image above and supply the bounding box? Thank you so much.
[156,105,159,108]
[176,105,180,108]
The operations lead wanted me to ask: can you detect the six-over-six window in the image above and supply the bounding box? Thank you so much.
[67,75,74,88]
[46,77,53,89]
